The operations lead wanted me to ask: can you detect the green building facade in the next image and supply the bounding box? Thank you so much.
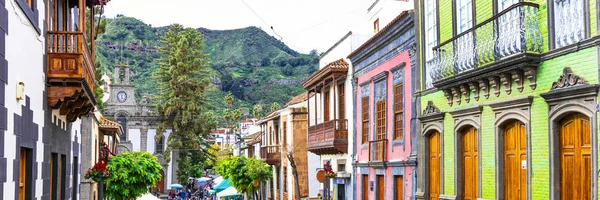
[414,0,600,199]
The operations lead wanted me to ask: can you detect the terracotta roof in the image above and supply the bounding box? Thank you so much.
[348,11,410,59]
[98,115,123,136]
[241,119,254,123]
[285,92,308,106]
[259,110,281,123]
[302,58,349,88]
[226,125,236,129]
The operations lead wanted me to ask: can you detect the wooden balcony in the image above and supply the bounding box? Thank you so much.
[307,119,348,155]
[46,31,96,122]
[260,145,280,166]
[369,139,387,162]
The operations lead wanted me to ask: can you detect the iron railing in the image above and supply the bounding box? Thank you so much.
[430,2,542,82]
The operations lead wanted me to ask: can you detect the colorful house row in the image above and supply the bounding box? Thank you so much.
[415,0,600,199]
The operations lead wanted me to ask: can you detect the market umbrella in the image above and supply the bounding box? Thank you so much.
[170,184,183,189]
[217,186,240,199]
[198,177,212,182]
[213,178,232,193]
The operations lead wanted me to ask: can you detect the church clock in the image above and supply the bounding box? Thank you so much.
[117,91,127,103]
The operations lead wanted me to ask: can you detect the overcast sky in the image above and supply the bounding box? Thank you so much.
[103,0,375,54]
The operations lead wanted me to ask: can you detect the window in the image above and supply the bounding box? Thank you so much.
[284,167,287,192]
[72,156,78,200]
[324,90,330,122]
[117,114,127,141]
[376,101,386,140]
[424,0,438,88]
[456,0,473,33]
[362,97,369,144]
[60,154,66,200]
[25,0,33,8]
[19,148,32,200]
[553,0,586,48]
[283,122,287,146]
[374,18,380,33]
[337,159,346,172]
[338,84,345,119]
[394,84,403,140]
[156,136,164,154]
[276,167,280,190]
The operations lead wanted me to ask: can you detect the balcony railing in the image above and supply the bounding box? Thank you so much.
[46,31,97,122]
[430,2,541,83]
[369,139,387,162]
[260,145,280,166]
[307,119,348,155]
[47,31,96,91]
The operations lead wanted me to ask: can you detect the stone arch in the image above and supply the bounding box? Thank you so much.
[449,106,482,199]
[489,96,533,200]
[540,73,598,200]
[417,102,445,200]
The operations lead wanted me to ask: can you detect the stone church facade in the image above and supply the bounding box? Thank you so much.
[104,64,176,193]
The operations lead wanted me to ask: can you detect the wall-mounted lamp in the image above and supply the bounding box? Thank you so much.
[16,82,25,101]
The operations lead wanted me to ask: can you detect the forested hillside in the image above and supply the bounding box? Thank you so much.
[95,16,318,115]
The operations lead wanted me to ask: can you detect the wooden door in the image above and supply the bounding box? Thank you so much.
[429,131,441,200]
[395,176,403,200]
[377,175,384,200]
[462,127,478,200]
[560,113,591,200]
[362,175,369,200]
[154,169,165,193]
[503,121,526,200]
[19,148,26,200]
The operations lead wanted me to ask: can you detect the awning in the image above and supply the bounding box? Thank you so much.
[217,186,241,199]
[214,178,232,193]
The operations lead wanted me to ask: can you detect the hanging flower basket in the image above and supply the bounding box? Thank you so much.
[84,161,110,182]
[323,162,337,178]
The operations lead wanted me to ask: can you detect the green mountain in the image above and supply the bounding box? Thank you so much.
[95,16,318,115]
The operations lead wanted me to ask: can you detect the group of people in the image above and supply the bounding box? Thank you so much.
[163,179,215,200]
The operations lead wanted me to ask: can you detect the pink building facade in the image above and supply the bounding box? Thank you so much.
[349,12,417,200]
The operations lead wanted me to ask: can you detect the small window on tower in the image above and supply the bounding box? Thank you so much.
[374,19,380,33]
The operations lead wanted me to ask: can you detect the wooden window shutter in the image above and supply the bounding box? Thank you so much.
[376,101,386,140]
[339,84,345,119]
[394,84,403,139]
[362,97,369,144]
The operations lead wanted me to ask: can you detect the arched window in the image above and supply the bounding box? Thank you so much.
[156,136,164,154]
[117,114,127,141]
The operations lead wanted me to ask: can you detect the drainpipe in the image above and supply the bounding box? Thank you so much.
[351,77,358,200]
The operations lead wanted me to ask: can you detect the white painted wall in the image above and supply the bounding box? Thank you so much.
[367,0,414,33]
[4,0,47,199]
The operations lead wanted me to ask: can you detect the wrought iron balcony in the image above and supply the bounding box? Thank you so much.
[369,139,387,162]
[430,2,542,87]
[307,119,348,155]
[260,145,280,166]
[46,31,97,121]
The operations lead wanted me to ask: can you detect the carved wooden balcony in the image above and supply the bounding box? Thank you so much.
[369,139,387,162]
[428,3,543,106]
[46,31,96,122]
[260,145,280,166]
[307,119,348,155]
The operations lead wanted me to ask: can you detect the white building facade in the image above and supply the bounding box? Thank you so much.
[1,0,109,199]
